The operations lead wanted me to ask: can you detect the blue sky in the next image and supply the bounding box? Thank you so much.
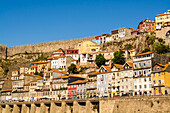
[0,0,170,47]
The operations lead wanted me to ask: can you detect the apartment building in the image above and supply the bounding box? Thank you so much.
[151,63,170,95]
[120,62,134,96]
[52,75,68,100]
[155,10,170,30]
[75,41,100,54]
[11,71,42,101]
[86,72,98,98]
[68,75,86,99]
[92,35,101,45]
[111,64,123,96]
[133,52,168,95]
[138,18,155,32]
[51,56,74,71]
[66,49,79,62]
[68,80,87,99]
[97,65,111,97]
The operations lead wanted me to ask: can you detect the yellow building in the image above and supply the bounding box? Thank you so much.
[155,10,170,30]
[151,63,170,95]
[75,41,100,54]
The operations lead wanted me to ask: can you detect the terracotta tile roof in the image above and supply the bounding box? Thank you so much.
[12,75,20,77]
[30,80,38,83]
[69,80,87,85]
[24,83,30,86]
[103,65,111,72]
[133,52,153,57]
[32,61,49,64]
[155,14,169,17]
[29,66,37,69]
[51,56,65,60]
[114,64,123,70]
[47,57,53,60]
[88,72,99,75]
[76,64,96,68]
[23,73,43,78]
[53,75,68,79]
[153,63,170,71]
[12,70,18,72]
[162,64,169,71]
[0,89,12,92]
[51,68,68,74]
[68,75,86,79]
[127,62,133,67]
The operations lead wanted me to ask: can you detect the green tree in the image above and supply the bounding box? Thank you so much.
[34,71,38,75]
[153,42,169,54]
[145,35,156,46]
[95,54,106,68]
[112,50,125,65]
[142,48,150,53]
[67,63,79,74]
[124,44,133,51]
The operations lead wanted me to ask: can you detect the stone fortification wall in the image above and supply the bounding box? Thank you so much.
[7,37,94,56]
[0,45,7,59]
[0,96,169,113]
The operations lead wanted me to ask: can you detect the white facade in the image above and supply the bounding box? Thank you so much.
[133,77,152,95]
[66,54,79,61]
[118,28,126,38]
[97,73,109,97]
[51,57,66,70]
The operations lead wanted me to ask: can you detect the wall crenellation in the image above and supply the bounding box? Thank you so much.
[7,37,94,56]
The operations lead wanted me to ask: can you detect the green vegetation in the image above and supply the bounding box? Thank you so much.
[34,54,48,62]
[153,38,169,54]
[145,35,156,46]
[67,63,79,74]
[34,71,44,77]
[112,50,125,65]
[124,43,133,51]
[142,48,150,53]
[95,54,106,68]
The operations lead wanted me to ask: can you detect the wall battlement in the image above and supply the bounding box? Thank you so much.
[0,96,169,113]
[0,44,7,60]
[7,37,94,56]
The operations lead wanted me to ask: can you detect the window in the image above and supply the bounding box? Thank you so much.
[158,72,161,76]
[139,85,142,89]
[144,78,146,82]
[149,77,151,81]
[135,85,137,89]
[144,71,146,75]
[134,72,137,75]
[149,84,152,88]
[144,85,147,88]
[122,86,124,89]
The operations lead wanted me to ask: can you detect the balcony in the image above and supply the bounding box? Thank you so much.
[43,89,50,91]
[35,89,42,91]
[133,56,152,62]
[152,83,164,87]
[133,66,151,70]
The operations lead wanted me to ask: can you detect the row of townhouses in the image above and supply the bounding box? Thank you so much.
[0,51,169,102]
[92,10,170,45]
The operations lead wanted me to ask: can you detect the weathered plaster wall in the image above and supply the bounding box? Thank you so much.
[0,96,169,113]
